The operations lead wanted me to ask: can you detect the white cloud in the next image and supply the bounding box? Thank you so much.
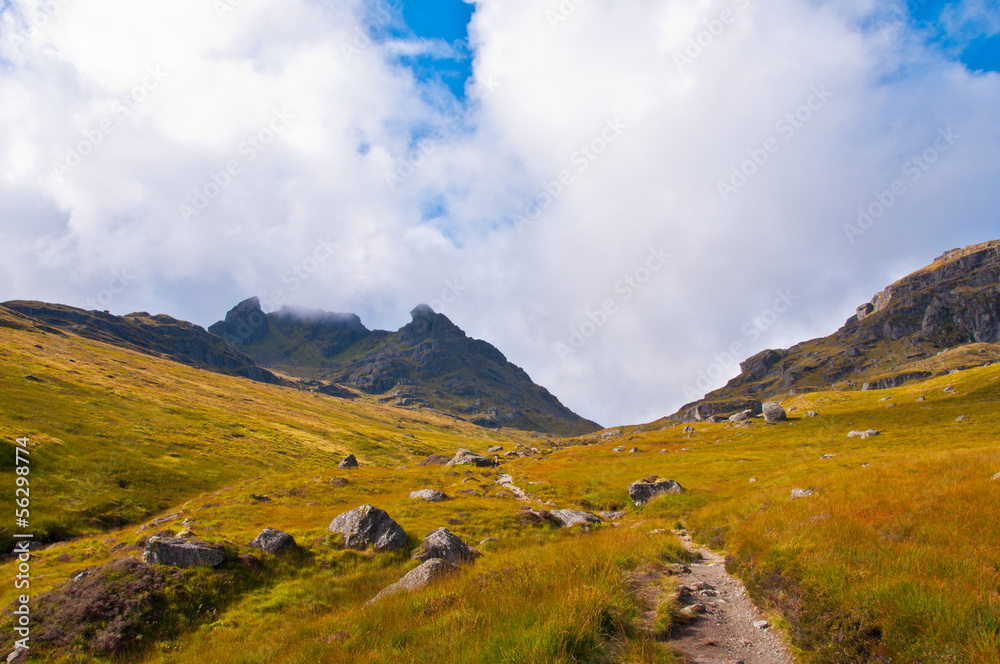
[0,0,998,426]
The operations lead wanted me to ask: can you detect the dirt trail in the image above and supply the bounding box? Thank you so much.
[668,531,794,664]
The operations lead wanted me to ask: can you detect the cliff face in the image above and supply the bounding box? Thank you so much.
[670,240,1000,422]
[211,300,602,436]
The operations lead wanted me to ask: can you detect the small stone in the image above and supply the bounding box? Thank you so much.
[338,454,359,469]
[682,425,695,434]
[753,620,770,629]
[991,472,1000,481]
[916,396,926,402]
[821,454,836,459]
[249,494,271,503]
[956,415,968,422]
[678,604,705,619]
[6,648,27,664]
[487,445,503,453]
[790,489,814,500]
[749,477,758,483]
[805,411,818,417]
[847,429,880,439]
[627,447,641,453]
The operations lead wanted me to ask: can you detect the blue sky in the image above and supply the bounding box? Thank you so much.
[910,0,1000,71]
[394,0,475,100]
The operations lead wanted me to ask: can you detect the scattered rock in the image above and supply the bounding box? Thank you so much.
[338,454,359,469]
[628,447,641,453]
[682,425,695,434]
[550,509,602,528]
[142,537,225,568]
[753,620,770,630]
[238,553,263,571]
[458,489,481,497]
[790,489,814,500]
[628,478,684,506]
[598,511,625,521]
[805,411,818,417]
[412,527,480,564]
[600,429,622,439]
[847,429,880,439]
[991,472,1000,481]
[368,558,457,604]
[956,415,968,422]
[446,449,494,468]
[249,527,296,555]
[821,454,836,459]
[6,649,26,664]
[878,396,892,402]
[409,489,449,502]
[762,402,787,422]
[176,529,195,539]
[479,537,499,545]
[487,445,503,453]
[678,604,705,620]
[611,446,625,452]
[749,477,758,483]
[666,563,691,575]
[916,396,926,402]
[728,409,755,423]
[249,493,271,503]
[327,505,407,551]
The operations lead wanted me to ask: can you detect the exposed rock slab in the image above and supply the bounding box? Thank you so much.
[409,489,449,502]
[629,478,684,506]
[550,509,602,528]
[142,537,225,568]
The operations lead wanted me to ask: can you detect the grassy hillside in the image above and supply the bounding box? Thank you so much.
[1,307,999,662]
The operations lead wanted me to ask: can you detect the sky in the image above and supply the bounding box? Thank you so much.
[0,0,998,427]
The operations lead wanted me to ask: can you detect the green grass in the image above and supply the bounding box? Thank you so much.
[1,308,999,662]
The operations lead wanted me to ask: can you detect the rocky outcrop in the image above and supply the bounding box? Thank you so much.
[411,528,480,564]
[629,479,685,506]
[249,527,296,555]
[338,454,359,469]
[207,296,270,344]
[142,537,225,568]
[327,505,408,551]
[667,240,1000,419]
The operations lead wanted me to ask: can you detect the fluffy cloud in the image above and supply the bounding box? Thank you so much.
[1,0,998,425]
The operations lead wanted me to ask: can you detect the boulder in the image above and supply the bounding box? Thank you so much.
[628,478,684,506]
[446,449,494,468]
[249,527,296,555]
[411,527,480,564]
[728,409,754,423]
[409,489,449,502]
[550,510,602,528]
[417,454,451,466]
[328,505,407,551]
[847,429,880,439]
[487,445,503,453]
[762,402,787,422]
[142,537,225,568]
[368,558,457,604]
[682,425,695,434]
[338,454,359,469]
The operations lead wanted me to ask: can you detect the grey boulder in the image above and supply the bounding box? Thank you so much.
[328,505,408,551]
[762,402,787,422]
[338,454,359,469]
[446,449,494,468]
[368,558,457,604]
[142,537,225,568]
[550,509,602,528]
[629,478,684,506]
[410,489,449,502]
[249,527,296,555]
[411,527,480,564]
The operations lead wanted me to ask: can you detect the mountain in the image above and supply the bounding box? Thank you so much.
[0,301,281,385]
[210,299,601,436]
[669,240,1000,422]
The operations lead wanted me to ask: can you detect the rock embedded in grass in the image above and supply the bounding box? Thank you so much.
[417,454,451,466]
[142,537,226,568]
[410,489,449,502]
[790,489,814,500]
[249,527,297,555]
[628,478,684,506]
[847,429,880,439]
[729,410,755,423]
[367,558,458,605]
[412,527,480,564]
[338,454,359,469]
[550,509,602,528]
[762,402,787,422]
[445,449,495,468]
[328,505,407,551]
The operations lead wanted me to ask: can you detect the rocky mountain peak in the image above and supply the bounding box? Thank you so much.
[208,296,268,344]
